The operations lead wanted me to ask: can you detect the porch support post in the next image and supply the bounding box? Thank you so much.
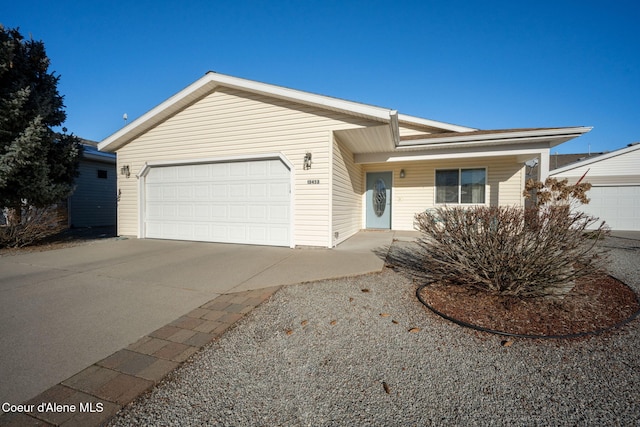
[538,148,550,181]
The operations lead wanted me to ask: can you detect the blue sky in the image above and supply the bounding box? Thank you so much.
[4,0,639,153]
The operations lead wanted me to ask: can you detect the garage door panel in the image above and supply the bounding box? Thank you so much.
[581,186,640,231]
[270,182,289,198]
[230,163,247,176]
[248,205,267,219]
[230,184,247,198]
[177,186,194,200]
[229,205,247,221]
[177,205,193,218]
[194,184,209,198]
[269,206,289,222]
[145,159,291,246]
[250,183,268,198]
[161,186,176,199]
[211,206,228,220]
[162,205,178,219]
[249,161,267,176]
[193,164,210,178]
[194,205,210,218]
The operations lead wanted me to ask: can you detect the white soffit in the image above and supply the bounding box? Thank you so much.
[334,125,396,153]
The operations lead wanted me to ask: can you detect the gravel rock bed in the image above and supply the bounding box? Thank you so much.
[109,237,640,426]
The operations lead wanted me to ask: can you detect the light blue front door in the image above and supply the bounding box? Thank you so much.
[366,172,392,229]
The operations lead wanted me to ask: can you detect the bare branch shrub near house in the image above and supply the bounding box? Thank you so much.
[414,178,609,298]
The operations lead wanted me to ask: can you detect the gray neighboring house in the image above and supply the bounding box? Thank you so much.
[67,140,117,228]
[549,143,640,231]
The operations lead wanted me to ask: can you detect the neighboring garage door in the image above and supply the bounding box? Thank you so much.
[579,186,640,231]
[144,159,291,246]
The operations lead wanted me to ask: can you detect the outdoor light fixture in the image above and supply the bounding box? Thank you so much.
[400,169,406,178]
[120,165,130,178]
[303,152,312,170]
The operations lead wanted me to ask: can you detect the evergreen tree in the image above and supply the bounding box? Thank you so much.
[0,25,81,223]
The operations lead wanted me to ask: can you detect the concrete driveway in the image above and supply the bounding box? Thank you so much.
[0,232,402,408]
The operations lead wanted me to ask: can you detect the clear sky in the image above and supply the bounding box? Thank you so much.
[4,0,639,154]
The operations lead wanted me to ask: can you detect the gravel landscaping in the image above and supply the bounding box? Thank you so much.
[109,236,640,426]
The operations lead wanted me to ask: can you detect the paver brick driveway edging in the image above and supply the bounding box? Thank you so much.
[0,286,280,427]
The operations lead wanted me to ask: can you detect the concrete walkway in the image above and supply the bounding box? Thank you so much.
[0,231,404,423]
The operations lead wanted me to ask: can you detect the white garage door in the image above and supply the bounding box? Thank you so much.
[579,186,640,231]
[144,159,291,246]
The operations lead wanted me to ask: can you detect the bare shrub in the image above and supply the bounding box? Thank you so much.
[414,179,609,298]
[0,205,66,248]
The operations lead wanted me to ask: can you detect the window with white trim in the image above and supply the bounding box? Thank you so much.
[435,168,486,204]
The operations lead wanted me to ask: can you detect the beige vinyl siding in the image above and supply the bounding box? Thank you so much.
[116,87,378,246]
[363,156,524,230]
[332,136,363,245]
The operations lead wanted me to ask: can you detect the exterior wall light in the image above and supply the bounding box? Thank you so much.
[399,169,405,178]
[120,165,131,178]
[303,152,312,170]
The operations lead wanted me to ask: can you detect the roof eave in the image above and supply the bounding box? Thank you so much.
[398,127,592,149]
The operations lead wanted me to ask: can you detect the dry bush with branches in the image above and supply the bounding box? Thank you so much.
[414,178,609,298]
[0,205,66,248]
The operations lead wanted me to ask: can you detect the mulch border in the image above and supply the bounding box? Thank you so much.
[416,275,640,339]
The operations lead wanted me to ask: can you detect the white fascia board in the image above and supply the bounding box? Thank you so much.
[207,72,394,121]
[549,143,640,175]
[397,113,477,132]
[398,127,592,147]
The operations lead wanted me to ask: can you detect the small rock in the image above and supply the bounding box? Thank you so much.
[382,381,391,394]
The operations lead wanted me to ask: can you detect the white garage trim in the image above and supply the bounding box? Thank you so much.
[137,153,295,247]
